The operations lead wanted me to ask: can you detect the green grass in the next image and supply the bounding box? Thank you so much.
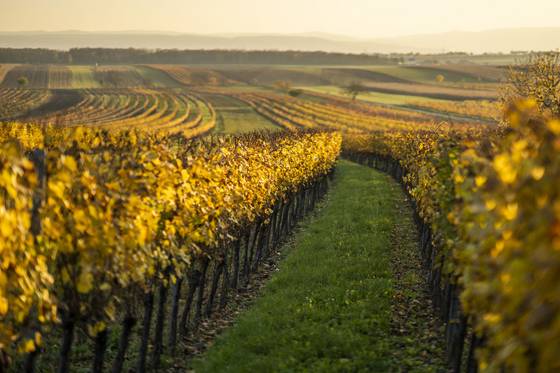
[207,94,279,133]
[191,160,443,372]
[301,85,445,105]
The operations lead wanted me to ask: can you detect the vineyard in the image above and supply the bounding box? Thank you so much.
[0,125,340,372]
[0,88,218,137]
[0,54,559,373]
[236,91,483,132]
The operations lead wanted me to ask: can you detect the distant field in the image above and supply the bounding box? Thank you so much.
[46,66,73,88]
[0,64,17,83]
[91,65,151,87]
[1,65,50,88]
[0,63,503,131]
[1,87,217,136]
[298,85,499,123]
[404,99,501,122]
[301,85,445,105]
[67,66,100,88]
[362,81,498,100]
[135,66,182,87]
[0,64,189,89]
[429,64,507,82]
[0,88,51,119]
[215,66,330,86]
[149,65,234,86]
[364,65,503,83]
[211,65,505,87]
[205,93,279,133]
[413,54,521,66]
[0,64,507,92]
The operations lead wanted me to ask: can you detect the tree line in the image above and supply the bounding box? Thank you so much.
[0,48,402,65]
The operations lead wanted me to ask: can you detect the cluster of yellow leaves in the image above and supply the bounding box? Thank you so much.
[0,142,56,354]
[0,124,341,357]
[452,100,560,372]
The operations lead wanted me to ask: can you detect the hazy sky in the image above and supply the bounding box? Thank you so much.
[1,0,559,37]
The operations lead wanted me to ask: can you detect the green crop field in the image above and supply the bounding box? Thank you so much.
[207,94,279,133]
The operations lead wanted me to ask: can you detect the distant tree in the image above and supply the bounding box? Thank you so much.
[288,89,304,98]
[343,82,368,100]
[17,76,29,87]
[502,53,560,116]
[436,74,445,83]
[273,80,292,93]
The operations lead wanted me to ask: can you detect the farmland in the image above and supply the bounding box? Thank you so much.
[0,53,558,373]
[0,87,217,136]
[205,93,279,133]
[5,62,501,133]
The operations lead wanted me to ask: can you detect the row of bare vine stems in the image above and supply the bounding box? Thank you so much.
[345,152,479,373]
[11,149,335,373]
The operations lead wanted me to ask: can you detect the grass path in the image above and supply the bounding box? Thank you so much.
[191,160,444,372]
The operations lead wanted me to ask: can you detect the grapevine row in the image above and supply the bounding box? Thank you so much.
[0,125,341,372]
[343,100,559,372]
